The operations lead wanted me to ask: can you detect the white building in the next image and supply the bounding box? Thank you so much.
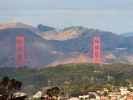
[33,91,42,99]
[14,92,27,97]
[79,95,89,99]
[119,87,130,95]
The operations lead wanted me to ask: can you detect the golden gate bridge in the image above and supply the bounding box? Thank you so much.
[16,33,101,67]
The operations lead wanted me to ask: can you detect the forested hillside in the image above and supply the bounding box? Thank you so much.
[0,63,133,96]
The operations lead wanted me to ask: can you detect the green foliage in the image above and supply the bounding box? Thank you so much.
[0,63,133,96]
[46,87,60,99]
[89,94,96,99]
[103,91,108,97]
[0,76,24,100]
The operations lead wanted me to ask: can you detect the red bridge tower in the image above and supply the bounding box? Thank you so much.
[16,34,25,67]
[93,37,101,64]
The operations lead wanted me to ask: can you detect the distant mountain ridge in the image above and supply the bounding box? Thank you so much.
[121,32,133,37]
[0,22,133,67]
[39,26,102,41]
[0,22,36,31]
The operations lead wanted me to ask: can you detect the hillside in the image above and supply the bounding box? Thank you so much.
[47,27,133,64]
[0,22,36,31]
[0,28,58,67]
[1,22,133,67]
[40,26,133,55]
[39,26,88,40]
[0,63,132,96]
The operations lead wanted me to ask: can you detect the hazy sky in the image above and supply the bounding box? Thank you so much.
[0,0,133,33]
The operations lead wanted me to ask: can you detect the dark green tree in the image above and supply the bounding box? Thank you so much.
[46,87,60,100]
[0,76,26,100]
[89,94,96,99]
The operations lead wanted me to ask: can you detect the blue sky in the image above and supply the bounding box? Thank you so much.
[0,0,133,33]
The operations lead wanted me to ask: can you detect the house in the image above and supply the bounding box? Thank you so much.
[102,88,109,93]
[40,95,62,100]
[33,91,42,99]
[110,95,117,100]
[95,95,100,100]
[100,96,105,100]
[126,95,133,100]
[79,95,89,99]
[119,87,130,95]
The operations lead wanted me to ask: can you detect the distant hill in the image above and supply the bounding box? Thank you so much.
[121,32,133,37]
[40,26,91,40]
[39,26,133,64]
[0,24,91,67]
[0,22,36,31]
[46,27,133,63]
[0,28,59,67]
[1,22,133,67]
